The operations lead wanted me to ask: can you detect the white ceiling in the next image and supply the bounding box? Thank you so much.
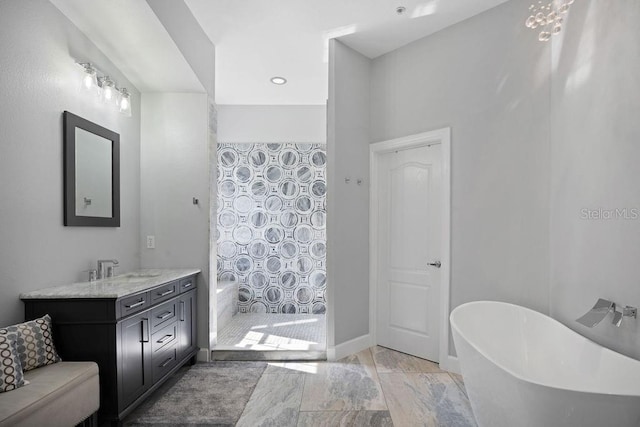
[185,0,512,105]
[50,0,203,93]
[51,0,512,104]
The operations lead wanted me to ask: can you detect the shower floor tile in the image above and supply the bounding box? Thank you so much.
[215,313,326,352]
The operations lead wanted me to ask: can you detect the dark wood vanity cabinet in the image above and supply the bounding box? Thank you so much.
[119,311,152,408]
[178,288,197,359]
[22,273,199,425]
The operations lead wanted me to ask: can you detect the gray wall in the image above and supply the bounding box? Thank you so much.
[369,0,640,361]
[369,0,552,353]
[140,93,210,353]
[217,105,326,143]
[327,40,372,345]
[0,0,141,326]
[142,1,216,355]
[146,0,216,97]
[550,1,640,359]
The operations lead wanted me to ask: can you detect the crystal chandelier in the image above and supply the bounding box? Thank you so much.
[525,0,575,42]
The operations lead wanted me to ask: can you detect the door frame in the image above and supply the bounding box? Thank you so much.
[369,127,453,371]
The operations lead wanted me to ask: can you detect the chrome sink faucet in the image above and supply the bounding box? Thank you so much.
[97,259,119,279]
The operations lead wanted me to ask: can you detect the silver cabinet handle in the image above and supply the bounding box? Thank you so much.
[157,311,173,320]
[182,282,192,289]
[157,289,174,297]
[157,334,173,344]
[126,299,145,309]
[160,357,173,367]
[427,261,442,268]
[141,318,150,343]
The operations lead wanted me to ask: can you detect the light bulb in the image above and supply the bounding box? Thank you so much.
[80,64,98,94]
[101,77,116,105]
[270,76,287,85]
[83,72,94,89]
[104,87,114,101]
[119,88,132,117]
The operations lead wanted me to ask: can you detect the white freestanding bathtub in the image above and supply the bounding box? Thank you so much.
[450,301,640,427]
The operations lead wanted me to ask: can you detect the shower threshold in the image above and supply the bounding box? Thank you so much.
[212,313,326,361]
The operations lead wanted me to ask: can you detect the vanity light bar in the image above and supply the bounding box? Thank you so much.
[77,62,132,117]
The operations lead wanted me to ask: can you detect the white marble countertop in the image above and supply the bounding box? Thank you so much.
[20,268,201,299]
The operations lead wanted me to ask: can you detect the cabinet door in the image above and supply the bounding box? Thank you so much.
[178,289,197,359]
[119,312,152,409]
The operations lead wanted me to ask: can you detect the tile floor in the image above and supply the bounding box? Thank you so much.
[216,313,326,352]
[124,346,476,426]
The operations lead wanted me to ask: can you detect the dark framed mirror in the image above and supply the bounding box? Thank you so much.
[63,111,120,226]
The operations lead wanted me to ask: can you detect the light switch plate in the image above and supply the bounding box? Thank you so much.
[146,235,155,249]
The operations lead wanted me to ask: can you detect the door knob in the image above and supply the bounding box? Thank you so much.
[427,261,441,268]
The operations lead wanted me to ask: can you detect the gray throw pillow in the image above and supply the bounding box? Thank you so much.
[0,314,61,371]
[0,333,26,393]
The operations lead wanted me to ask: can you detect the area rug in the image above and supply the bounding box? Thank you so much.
[124,362,267,426]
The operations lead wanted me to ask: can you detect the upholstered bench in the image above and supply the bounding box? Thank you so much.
[0,314,100,427]
[0,361,99,427]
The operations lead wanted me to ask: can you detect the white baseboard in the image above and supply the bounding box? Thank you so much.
[197,348,210,362]
[439,355,461,374]
[328,334,373,361]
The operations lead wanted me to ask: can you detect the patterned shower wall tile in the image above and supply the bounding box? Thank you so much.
[378,372,477,427]
[300,349,387,411]
[217,143,326,315]
[371,345,444,374]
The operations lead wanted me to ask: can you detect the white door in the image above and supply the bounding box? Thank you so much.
[376,144,442,361]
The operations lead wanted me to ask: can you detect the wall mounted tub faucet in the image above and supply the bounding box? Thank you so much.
[612,305,638,327]
[576,298,637,328]
[576,298,615,328]
[97,259,119,279]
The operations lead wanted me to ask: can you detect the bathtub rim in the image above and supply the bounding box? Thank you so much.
[450,300,640,398]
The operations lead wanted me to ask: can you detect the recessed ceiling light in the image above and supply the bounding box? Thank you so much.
[396,6,406,15]
[270,76,287,85]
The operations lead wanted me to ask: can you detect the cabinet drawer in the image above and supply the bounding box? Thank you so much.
[152,321,178,354]
[151,300,178,332]
[151,281,178,304]
[119,292,149,317]
[179,276,196,293]
[152,345,178,383]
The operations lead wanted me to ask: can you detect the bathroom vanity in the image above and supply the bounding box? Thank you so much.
[20,269,199,425]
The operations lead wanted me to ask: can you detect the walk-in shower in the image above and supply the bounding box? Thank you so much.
[214,143,326,358]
